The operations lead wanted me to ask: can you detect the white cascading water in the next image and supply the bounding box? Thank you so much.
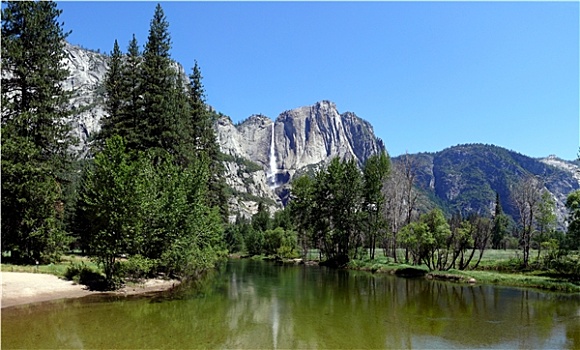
[268,122,277,188]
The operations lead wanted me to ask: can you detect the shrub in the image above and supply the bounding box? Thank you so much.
[121,255,157,280]
[244,228,264,256]
[64,262,109,289]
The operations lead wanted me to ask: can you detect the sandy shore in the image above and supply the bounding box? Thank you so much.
[1,272,178,308]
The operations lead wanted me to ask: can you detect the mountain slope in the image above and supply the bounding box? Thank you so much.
[395,144,580,227]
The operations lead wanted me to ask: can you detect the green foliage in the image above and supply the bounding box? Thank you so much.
[120,255,157,280]
[272,207,293,231]
[289,174,314,257]
[77,136,139,284]
[2,2,228,282]
[534,190,557,258]
[263,228,284,256]
[288,157,367,264]
[565,190,580,251]
[223,223,245,253]
[244,227,264,256]
[97,5,229,222]
[398,209,452,270]
[398,221,431,266]
[252,202,272,232]
[397,209,495,271]
[491,192,510,249]
[362,150,391,260]
[64,262,102,284]
[277,229,299,258]
[1,1,74,263]
[77,136,225,285]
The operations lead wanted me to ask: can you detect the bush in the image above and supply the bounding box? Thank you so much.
[121,255,157,281]
[64,262,109,290]
[244,228,264,256]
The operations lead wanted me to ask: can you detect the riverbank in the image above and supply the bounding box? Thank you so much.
[346,259,580,293]
[1,272,179,308]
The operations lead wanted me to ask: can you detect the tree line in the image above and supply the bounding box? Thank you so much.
[226,151,579,275]
[1,1,228,288]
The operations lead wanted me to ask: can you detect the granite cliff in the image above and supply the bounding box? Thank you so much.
[215,101,385,218]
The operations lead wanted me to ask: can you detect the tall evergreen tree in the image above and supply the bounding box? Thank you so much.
[98,40,124,148]
[120,34,143,150]
[491,192,509,249]
[565,190,580,251]
[188,61,229,220]
[1,1,74,263]
[139,3,181,154]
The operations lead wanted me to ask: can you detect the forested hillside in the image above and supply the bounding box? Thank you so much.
[393,144,580,228]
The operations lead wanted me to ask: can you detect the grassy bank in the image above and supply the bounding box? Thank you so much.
[347,252,580,293]
[1,254,99,278]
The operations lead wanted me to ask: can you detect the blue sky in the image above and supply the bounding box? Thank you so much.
[56,1,579,160]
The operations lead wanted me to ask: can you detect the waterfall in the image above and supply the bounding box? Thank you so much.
[268,122,277,188]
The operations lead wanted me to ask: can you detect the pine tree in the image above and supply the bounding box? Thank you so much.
[1,1,74,263]
[491,192,509,249]
[139,3,179,154]
[188,61,229,220]
[98,40,124,147]
[121,34,143,150]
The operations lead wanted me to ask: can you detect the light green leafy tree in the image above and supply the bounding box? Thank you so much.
[362,150,391,260]
[534,190,557,259]
[398,221,431,266]
[78,136,139,287]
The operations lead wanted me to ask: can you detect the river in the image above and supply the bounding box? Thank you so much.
[2,259,579,349]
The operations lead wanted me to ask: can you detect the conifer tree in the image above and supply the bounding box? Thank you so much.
[491,192,509,249]
[121,34,143,150]
[1,1,74,263]
[188,61,229,220]
[139,3,180,154]
[98,40,124,148]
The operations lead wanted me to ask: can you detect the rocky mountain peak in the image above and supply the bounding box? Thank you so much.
[215,101,385,217]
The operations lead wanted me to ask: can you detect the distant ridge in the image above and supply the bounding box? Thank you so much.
[393,143,580,228]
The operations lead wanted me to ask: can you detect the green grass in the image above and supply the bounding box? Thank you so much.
[429,269,580,293]
[1,255,100,278]
[345,249,580,293]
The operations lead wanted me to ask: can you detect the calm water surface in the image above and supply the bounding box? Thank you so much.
[2,259,579,349]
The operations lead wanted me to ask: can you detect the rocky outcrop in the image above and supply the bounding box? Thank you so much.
[275,101,383,171]
[215,101,386,218]
[62,42,108,156]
